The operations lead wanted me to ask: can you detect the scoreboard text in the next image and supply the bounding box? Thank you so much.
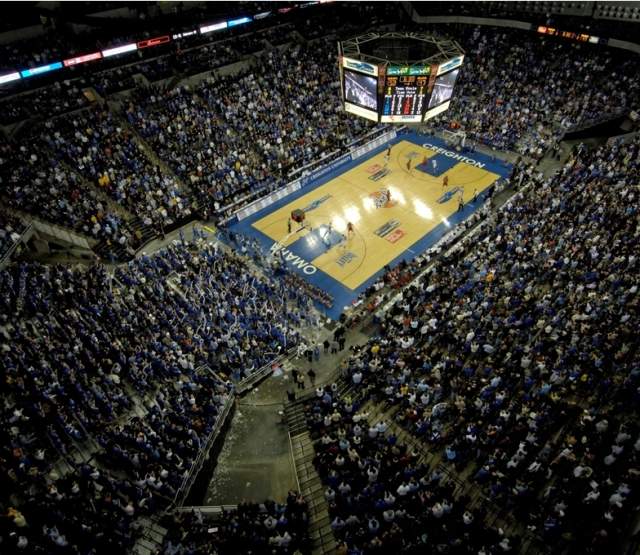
[381,75,429,122]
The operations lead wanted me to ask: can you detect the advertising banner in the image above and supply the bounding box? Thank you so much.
[342,56,378,77]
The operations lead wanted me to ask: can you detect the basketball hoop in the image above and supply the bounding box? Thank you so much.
[291,209,305,224]
[443,129,467,150]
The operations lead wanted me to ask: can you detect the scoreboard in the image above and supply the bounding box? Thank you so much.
[340,55,464,123]
[381,71,430,123]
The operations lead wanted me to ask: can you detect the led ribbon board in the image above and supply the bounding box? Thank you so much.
[20,62,63,78]
[63,52,102,67]
[436,55,464,76]
[102,43,138,58]
[5,2,333,89]
[228,17,252,28]
[537,26,598,43]
[137,36,170,49]
[200,22,228,34]
[172,30,197,39]
[0,72,21,84]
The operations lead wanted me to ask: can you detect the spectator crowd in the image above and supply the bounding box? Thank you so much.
[125,39,373,214]
[162,492,310,554]
[45,107,195,230]
[0,133,133,248]
[338,136,640,553]
[0,238,317,552]
[304,387,519,553]
[2,14,638,265]
[0,8,639,555]
[435,25,640,157]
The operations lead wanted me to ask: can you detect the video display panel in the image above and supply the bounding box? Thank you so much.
[343,69,378,111]
[423,100,451,122]
[427,68,460,109]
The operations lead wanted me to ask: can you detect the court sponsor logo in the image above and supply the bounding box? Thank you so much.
[385,229,405,243]
[437,186,463,204]
[374,219,401,238]
[369,188,396,208]
[368,168,390,182]
[336,251,357,267]
[270,243,317,275]
[302,194,332,213]
[423,143,485,168]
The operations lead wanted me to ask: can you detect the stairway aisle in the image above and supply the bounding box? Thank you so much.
[359,398,538,547]
[290,431,336,555]
[129,214,158,247]
[358,398,440,469]
[131,515,168,555]
[285,399,336,554]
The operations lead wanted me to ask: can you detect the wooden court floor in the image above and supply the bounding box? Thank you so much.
[252,140,500,290]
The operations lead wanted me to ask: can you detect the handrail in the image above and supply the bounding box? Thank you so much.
[47,431,80,477]
[285,385,317,408]
[194,363,229,385]
[71,411,103,455]
[169,393,234,509]
[288,430,301,493]
[235,349,293,395]
[174,504,239,515]
[0,222,32,268]
[173,502,293,516]
[30,217,96,248]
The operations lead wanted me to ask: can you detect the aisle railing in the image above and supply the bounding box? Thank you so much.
[0,222,32,269]
[236,348,293,394]
[169,392,235,509]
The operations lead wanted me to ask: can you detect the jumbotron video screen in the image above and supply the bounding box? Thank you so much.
[340,53,464,123]
[344,69,378,112]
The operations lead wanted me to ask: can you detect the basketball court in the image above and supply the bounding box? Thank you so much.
[229,132,512,318]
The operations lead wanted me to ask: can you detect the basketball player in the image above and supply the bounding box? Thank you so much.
[442,175,449,188]
[406,159,412,173]
[384,150,390,168]
[347,221,355,238]
[432,158,438,173]
[323,222,333,250]
[386,145,392,157]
